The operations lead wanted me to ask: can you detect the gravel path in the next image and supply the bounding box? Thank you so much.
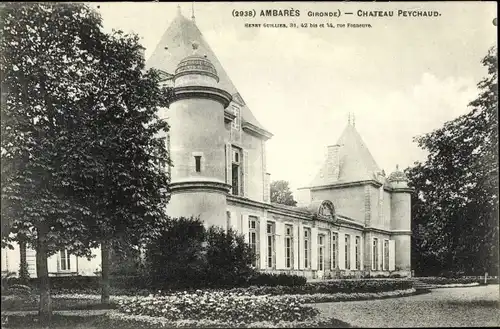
[313,285,500,327]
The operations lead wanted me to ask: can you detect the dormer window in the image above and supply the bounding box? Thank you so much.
[231,104,240,130]
[195,156,202,172]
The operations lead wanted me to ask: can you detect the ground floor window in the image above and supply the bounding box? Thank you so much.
[267,222,275,269]
[304,228,311,269]
[355,236,361,270]
[59,250,70,271]
[248,216,258,267]
[318,234,325,271]
[383,240,389,271]
[345,234,351,269]
[285,225,293,269]
[332,232,338,269]
[372,238,379,270]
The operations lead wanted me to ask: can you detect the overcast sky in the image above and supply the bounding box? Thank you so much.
[90,2,497,191]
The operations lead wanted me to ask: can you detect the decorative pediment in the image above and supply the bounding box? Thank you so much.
[157,69,174,82]
[232,92,245,106]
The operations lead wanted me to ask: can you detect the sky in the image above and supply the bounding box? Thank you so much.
[90,2,497,192]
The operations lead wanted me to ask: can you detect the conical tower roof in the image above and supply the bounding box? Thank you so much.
[146,10,269,134]
[308,122,382,187]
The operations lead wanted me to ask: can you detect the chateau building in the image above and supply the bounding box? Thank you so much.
[1,8,412,279]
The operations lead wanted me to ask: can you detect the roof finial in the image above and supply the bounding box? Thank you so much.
[191,41,199,54]
[348,113,351,125]
[352,113,355,127]
[177,4,182,15]
[396,164,399,171]
[191,1,195,22]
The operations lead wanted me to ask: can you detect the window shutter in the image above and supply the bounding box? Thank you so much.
[275,221,284,270]
[243,149,249,196]
[389,240,395,271]
[338,232,345,270]
[225,143,232,187]
[298,224,304,270]
[311,227,318,270]
[259,218,267,269]
[241,214,249,243]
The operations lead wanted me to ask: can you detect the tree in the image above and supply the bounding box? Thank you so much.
[407,46,498,276]
[1,3,171,322]
[270,180,297,206]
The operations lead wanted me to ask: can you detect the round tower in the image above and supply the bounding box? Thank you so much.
[166,41,232,228]
[388,165,412,275]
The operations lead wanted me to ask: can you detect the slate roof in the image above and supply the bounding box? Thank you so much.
[308,123,382,187]
[145,11,270,135]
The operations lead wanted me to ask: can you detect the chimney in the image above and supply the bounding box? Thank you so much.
[264,173,271,203]
[326,144,340,182]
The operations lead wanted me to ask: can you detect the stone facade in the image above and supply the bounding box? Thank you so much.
[0,9,412,279]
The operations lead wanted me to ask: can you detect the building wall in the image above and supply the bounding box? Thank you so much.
[310,185,366,224]
[242,131,265,202]
[1,242,101,278]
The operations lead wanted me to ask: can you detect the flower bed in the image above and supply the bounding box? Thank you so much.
[115,290,319,325]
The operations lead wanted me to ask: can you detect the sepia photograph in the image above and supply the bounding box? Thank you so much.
[1,1,498,328]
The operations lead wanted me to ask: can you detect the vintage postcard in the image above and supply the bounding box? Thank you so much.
[1,1,498,328]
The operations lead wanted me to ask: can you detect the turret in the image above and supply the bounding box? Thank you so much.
[165,41,232,228]
[388,165,412,274]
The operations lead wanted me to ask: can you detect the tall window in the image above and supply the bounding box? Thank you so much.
[355,236,361,270]
[60,250,70,271]
[285,225,293,269]
[372,238,379,270]
[231,104,240,130]
[332,232,338,269]
[231,148,241,195]
[266,222,275,268]
[318,234,325,271]
[194,155,201,172]
[248,217,258,267]
[384,240,390,271]
[304,228,311,268]
[345,234,351,269]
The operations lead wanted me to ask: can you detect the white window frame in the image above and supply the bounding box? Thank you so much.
[304,227,311,269]
[372,238,379,270]
[332,232,338,269]
[383,239,390,271]
[345,234,351,270]
[266,221,275,269]
[318,234,325,271]
[59,249,71,271]
[248,216,259,267]
[285,224,293,269]
[355,236,361,270]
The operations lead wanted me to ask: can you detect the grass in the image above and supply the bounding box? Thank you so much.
[2,314,353,328]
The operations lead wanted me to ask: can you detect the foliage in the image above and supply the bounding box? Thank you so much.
[145,218,257,290]
[270,180,297,206]
[247,272,307,287]
[1,2,172,317]
[226,279,413,295]
[407,46,499,276]
[204,226,255,287]
[115,290,320,325]
[145,217,206,289]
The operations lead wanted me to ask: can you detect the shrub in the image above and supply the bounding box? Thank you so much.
[204,227,255,288]
[226,279,413,296]
[248,272,307,287]
[115,290,319,325]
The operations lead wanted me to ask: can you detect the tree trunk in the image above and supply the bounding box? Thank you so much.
[101,240,110,305]
[19,239,29,284]
[36,225,51,325]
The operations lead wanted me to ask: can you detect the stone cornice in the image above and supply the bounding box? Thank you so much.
[224,109,236,122]
[170,179,231,194]
[172,86,232,108]
[390,230,412,236]
[337,216,365,229]
[242,121,273,141]
[391,188,414,194]
[364,226,392,235]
